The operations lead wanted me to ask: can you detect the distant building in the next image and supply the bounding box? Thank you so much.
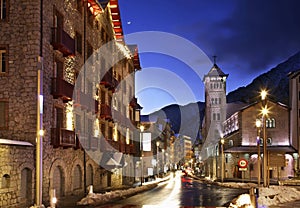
[0,1,141,207]
[139,115,174,178]
[289,70,300,175]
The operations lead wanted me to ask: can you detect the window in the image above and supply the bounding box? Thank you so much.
[229,140,233,146]
[267,137,272,145]
[76,0,83,14]
[217,113,220,120]
[2,174,10,188]
[0,0,7,20]
[75,32,82,54]
[0,101,8,128]
[87,43,93,62]
[0,48,7,73]
[266,118,275,128]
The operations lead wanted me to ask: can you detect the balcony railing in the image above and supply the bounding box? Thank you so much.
[51,28,75,56]
[51,128,76,148]
[100,70,119,92]
[51,77,74,102]
[100,104,112,120]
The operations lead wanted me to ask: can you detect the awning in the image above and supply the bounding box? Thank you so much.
[0,138,33,146]
[225,145,297,153]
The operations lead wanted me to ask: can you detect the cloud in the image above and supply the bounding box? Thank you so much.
[194,0,300,75]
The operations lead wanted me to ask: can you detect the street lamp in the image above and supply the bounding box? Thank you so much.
[255,118,262,186]
[140,125,144,186]
[156,141,159,177]
[260,90,269,187]
[220,137,225,183]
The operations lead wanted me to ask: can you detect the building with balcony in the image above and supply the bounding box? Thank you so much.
[289,70,300,175]
[222,100,296,180]
[0,0,141,207]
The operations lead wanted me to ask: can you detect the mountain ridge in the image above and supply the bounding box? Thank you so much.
[148,50,300,138]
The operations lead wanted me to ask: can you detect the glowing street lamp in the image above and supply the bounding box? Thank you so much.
[156,141,160,176]
[220,137,225,183]
[260,90,269,187]
[140,125,144,186]
[255,119,262,186]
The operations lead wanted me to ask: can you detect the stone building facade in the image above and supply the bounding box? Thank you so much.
[201,63,228,179]
[0,0,141,207]
[222,100,295,180]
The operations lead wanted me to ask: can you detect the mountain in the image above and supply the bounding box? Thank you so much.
[227,51,300,104]
[147,51,300,138]
[150,102,205,139]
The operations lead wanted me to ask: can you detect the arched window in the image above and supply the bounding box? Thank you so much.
[267,137,272,145]
[2,174,10,188]
[87,164,93,186]
[73,165,82,190]
[266,118,275,128]
[271,118,275,128]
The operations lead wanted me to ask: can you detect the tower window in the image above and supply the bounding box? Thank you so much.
[0,101,8,128]
[0,48,7,73]
[0,0,7,20]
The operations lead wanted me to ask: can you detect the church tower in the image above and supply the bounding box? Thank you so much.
[201,58,228,178]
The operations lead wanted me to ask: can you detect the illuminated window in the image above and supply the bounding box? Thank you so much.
[266,118,275,128]
[0,48,6,73]
[0,0,7,20]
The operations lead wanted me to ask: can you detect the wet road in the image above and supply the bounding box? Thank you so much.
[96,172,248,207]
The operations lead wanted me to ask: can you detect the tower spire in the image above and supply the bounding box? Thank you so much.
[213,55,217,65]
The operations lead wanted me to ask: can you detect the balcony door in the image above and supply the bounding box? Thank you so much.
[54,9,63,41]
[54,60,63,79]
[56,107,63,129]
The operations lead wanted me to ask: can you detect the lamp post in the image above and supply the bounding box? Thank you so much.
[156,141,159,177]
[256,119,262,186]
[261,90,269,187]
[140,125,144,186]
[221,137,225,183]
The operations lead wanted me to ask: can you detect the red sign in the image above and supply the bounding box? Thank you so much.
[238,159,248,168]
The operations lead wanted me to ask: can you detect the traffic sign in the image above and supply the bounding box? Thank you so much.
[238,159,248,168]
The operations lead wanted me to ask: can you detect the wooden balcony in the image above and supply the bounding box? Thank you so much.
[51,128,76,148]
[51,28,75,56]
[100,104,112,120]
[100,70,119,92]
[51,77,74,102]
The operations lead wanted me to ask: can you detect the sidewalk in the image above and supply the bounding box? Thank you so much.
[56,174,172,208]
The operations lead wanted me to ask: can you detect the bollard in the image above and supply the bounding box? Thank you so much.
[49,189,57,208]
[249,187,257,208]
[88,185,93,194]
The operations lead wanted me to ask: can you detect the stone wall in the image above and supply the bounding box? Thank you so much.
[0,145,35,208]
